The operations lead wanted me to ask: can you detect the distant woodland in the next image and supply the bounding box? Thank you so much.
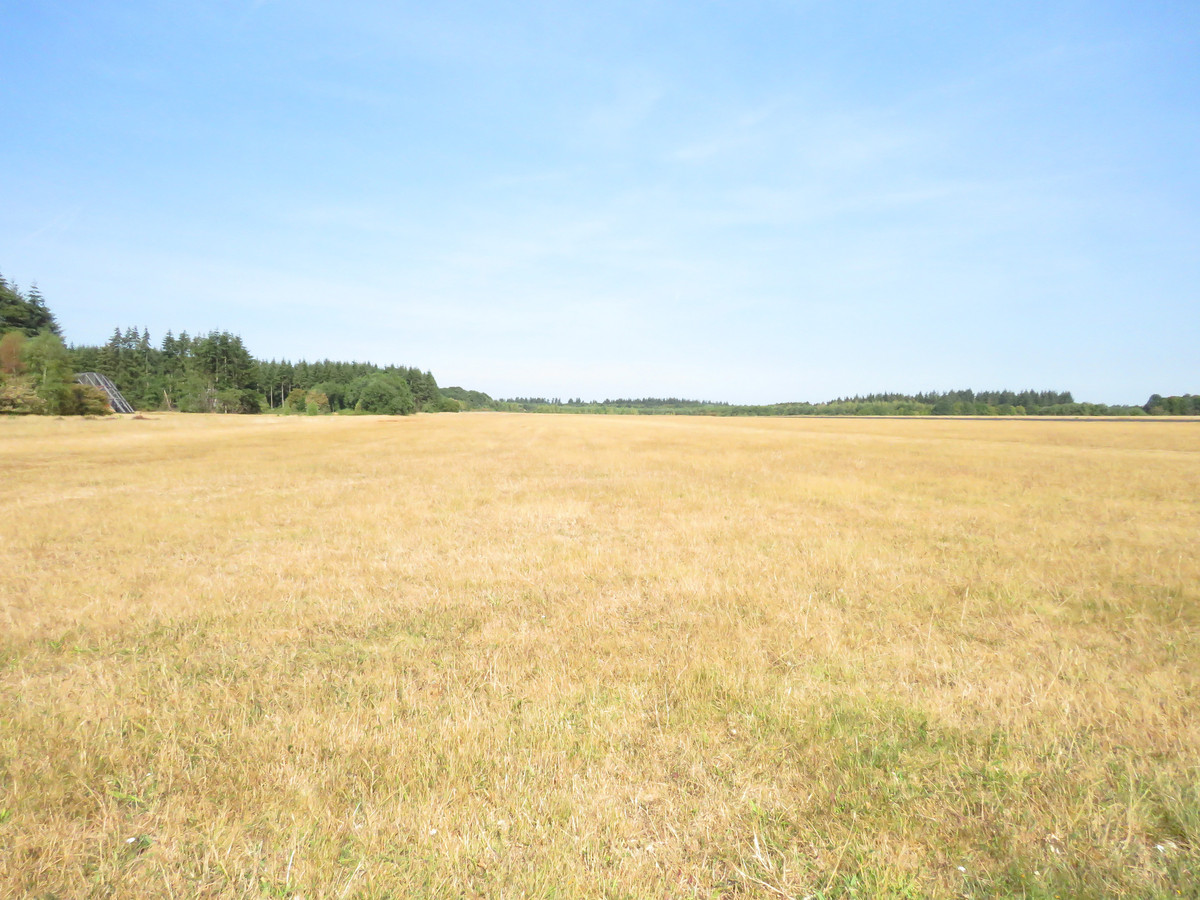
[493,392,1193,417]
[2,272,1197,417]
[67,327,452,416]
[2,274,453,416]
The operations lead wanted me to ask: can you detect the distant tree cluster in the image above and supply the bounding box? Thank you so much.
[66,329,454,416]
[0,275,110,415]
[440,386,498,409]
[2,273,453,416]
[1143,394,1200,415]
[502,389,1162,418]
[68,328,261,413]
[256,359,453,415]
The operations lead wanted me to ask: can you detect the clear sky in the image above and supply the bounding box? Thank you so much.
[2,1,1197,404]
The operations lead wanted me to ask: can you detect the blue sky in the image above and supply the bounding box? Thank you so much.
[2,1,1197,404]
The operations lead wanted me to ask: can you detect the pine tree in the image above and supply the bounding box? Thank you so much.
[0,275,61,337]
[26,284,62,337]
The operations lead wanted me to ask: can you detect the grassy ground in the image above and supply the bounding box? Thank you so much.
[1,413,1198,898]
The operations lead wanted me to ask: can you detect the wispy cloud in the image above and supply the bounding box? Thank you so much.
[3,1,1196,403]
[669,104,781,163]
[581,71,665,147]
[16,208,83,247]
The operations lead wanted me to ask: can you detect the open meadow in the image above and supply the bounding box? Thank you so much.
[1,412,1198,898]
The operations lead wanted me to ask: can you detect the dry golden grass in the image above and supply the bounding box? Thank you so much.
[1,412,1198,898]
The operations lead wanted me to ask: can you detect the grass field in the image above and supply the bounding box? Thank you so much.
[2,413,1198,898]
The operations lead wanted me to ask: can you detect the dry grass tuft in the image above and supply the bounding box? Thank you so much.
[2,413,1198,897]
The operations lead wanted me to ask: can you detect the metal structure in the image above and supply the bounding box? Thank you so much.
[76,372,136,414]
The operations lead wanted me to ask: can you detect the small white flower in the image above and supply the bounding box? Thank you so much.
[126,837,136,844]
[957,866,966,873]
[429,828,437,836]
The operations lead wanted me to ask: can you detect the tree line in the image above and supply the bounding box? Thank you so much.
[2,272,1196,417]
[65,327,458,415]
[1,274,454,416]
[496,390,1187,417]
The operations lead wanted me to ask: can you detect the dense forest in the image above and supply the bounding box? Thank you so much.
[2,272,1197,417]
[1,273,454,416]
[68,326,454,415]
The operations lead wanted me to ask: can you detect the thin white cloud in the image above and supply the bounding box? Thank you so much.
[669,103,783,162]
[582,72,666,147]
[4,2,1196,404]
[16,207,83,246]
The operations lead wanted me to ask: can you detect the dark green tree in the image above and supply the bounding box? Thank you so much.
[350,373,415,415]
[0,275,61,337]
